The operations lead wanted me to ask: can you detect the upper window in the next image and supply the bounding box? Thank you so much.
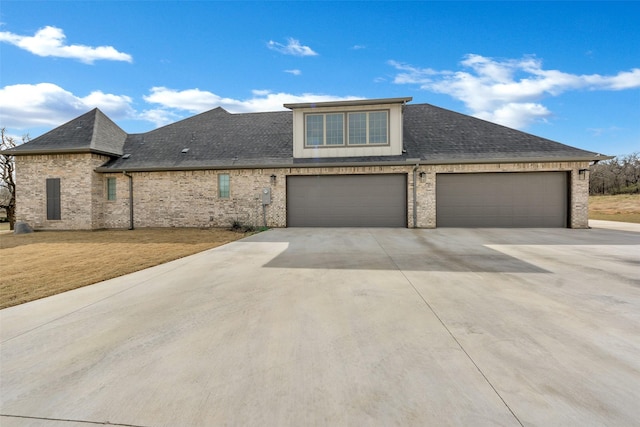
[305,111,388,147]
[218,174,230,198]
[106,178,116,201]
[306,113,344,146]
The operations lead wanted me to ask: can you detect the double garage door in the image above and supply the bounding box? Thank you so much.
[287,174,407,227]
[436,172,568,227]
[286,172,569,228]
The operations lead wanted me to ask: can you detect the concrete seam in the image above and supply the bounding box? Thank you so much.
[370,232,525,427]
[0,253,205,344]
[0,414,150,427]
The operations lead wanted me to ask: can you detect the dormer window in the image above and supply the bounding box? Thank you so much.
[306,113,343,146]
[349,111,388,145]
[286,97,411,159]
[304,110,389,147]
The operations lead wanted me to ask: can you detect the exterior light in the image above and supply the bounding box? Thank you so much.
[578,169,588,180]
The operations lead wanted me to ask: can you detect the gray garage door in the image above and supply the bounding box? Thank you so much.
[436,172,568,227]
[287,174,407,227]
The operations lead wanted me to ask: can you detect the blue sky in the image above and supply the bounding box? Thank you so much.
[1,1,638,155]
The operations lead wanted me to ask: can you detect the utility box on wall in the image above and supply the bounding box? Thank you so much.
[262,187,271,205]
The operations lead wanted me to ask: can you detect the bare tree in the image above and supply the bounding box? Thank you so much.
[1,128,29,230]
[590,152,640,195]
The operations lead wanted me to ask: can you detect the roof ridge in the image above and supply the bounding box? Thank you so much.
[88,108,100,150]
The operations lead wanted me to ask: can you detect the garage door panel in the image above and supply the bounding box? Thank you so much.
[437,172,568,228]
[287,175,407,227]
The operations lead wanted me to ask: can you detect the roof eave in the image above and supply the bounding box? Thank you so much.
[284,97,413,109]
[419,155,614,165]
[94,154,610,173]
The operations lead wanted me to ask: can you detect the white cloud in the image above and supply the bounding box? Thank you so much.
[138,109,181,128]
[143,87,227,114]
[267,38,318,56]
[389,55,640,129]
[0,26,132,64]
[285,69,302,76]
[474,103,551,129]
[0,83,134,128]
[0,83,360,131]
[142,87,359,118]
[587,126,623,137]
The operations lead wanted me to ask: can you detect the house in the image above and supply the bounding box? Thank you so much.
[4,97,607,230]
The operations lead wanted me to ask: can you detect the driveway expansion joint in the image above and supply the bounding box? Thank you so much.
[369,231,525,427]
[0,414,150,427]
[0,255,200,345]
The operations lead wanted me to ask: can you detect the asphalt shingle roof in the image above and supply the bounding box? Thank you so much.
[103,107,293,170]
[402,104,600,162]
[5,108,127,156]
[6,102,604,170]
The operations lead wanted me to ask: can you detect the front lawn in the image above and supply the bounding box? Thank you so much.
[0,228,248,309]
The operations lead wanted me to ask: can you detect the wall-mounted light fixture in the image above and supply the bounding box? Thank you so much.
[578,169,588,180]
[270,174,277,185]
[419,171,426,183]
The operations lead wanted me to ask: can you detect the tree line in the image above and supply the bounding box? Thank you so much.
[589,152,640,195]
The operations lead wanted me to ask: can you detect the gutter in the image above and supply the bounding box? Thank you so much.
[94,155,613,173]
[123,171,134,230]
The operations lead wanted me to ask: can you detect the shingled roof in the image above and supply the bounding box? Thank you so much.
[402,103,603,164]
[6,101,605,170]
[102,107,292,170]
[5,108,127,156]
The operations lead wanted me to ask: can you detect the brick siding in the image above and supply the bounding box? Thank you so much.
[15,153,110,230]
[15,155,591,230]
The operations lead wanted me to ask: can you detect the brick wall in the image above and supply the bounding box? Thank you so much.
[15,154,591,230]
[15,153,110,230]
[103,169,286,229]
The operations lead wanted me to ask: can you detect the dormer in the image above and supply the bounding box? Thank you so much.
[285,97,412,159]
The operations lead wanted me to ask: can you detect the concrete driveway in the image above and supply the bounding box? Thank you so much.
[1,223,639,426]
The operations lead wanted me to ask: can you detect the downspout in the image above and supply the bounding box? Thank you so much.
[412,164,418,228]
[123,171,134,230]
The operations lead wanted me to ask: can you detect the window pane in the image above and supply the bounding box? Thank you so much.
[348,113,367,145]
[368,111,388,144]
[218,174,230,198]
[325,114,344,145]
[306,115,324,146]
[107,178,116,200]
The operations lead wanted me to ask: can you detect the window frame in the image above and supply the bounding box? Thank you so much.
[304,110,389,147]
[218,173,230,199]
[106,177,116,201]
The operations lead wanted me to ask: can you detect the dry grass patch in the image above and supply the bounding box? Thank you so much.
[0,228,248,309]
[0,222,9,231]
[589,194,640,223]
